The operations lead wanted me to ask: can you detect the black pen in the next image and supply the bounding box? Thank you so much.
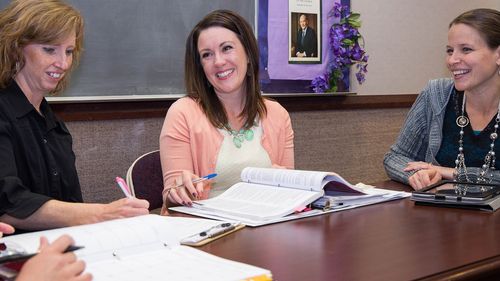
[0,245,84,264]
[198,223,232,237]
[207,224,235,238]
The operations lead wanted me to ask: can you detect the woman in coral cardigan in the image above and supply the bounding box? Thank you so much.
[160,10,294,212]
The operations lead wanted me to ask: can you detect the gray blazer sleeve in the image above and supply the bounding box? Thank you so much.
[383,86,433,184]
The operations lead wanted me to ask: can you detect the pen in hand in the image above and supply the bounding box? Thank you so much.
[0,245,85,264]
[170,173,217,203]
[173,173,218,189]
[115,176,133,198]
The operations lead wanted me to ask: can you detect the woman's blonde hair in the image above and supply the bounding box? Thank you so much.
[0,0,84,95]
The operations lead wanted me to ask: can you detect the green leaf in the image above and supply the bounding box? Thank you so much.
[348,13,361,21]
[327,85,338,92]
[342,39,354,46]
[348,20,361,28]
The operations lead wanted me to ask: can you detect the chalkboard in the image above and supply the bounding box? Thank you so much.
[0,0,255,98]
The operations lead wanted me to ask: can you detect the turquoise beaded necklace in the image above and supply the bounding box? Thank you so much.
[227,127,254,148]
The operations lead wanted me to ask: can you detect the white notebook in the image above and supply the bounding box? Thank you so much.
[0,215,271,281]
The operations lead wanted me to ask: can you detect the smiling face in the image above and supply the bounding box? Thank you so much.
[446,23,500,93]
[299,15,308,30]
[197,26,248,98]
[16,33,76,97]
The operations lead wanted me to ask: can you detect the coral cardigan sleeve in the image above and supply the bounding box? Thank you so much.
[263,100,294,169]
[281,109,294,169]
[159,100,195,200]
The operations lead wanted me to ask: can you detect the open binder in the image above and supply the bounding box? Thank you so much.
[171,167,410,226]
[0,215,268,281]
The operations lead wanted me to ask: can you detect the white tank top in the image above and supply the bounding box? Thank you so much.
[211,122,272,197]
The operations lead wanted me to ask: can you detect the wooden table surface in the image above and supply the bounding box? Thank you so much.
[196,180,500,281]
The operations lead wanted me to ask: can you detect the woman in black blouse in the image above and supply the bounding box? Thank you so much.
[0,0,149,233]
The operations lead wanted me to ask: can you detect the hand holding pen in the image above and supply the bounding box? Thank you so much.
[116,177,133,198]
[14,235,91,281]
[112,177,150,216]
[166,171,217,206]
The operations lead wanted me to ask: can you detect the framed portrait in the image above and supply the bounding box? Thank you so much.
[288,0,321,64]
[258,0,346,93]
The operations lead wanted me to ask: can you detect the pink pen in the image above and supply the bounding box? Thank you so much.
[115,177,133,198]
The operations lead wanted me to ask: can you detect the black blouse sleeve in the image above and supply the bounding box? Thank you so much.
[0,120,52,218]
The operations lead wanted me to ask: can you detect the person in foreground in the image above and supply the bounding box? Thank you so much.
[384,8,500,190]
[160,9,294,212]
[0,222,92,281]
[0,0,149,232]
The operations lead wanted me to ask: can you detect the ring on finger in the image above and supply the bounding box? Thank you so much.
[166,186,178,201]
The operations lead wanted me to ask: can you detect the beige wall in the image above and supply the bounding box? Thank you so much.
[350,0,500,95]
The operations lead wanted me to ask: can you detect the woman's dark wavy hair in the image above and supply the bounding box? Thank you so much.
[449,8,500,49]
[184,9,266,130]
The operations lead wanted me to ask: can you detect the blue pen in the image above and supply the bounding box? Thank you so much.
[173,173,217,189]
[192,173,217,184]
[173,173,217,200]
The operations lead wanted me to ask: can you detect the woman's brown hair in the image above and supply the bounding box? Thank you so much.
[449,8,500,49]
[0,0,84,95]
[184,9,266,130]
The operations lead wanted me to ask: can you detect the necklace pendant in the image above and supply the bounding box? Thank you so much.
[244,129,254,141]
[233,137,242,148]
[226,124,256,148]
[456,116,469,128]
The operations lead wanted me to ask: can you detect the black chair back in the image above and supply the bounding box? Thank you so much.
[128,150,163,211]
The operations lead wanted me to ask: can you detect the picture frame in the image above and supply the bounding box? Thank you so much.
[288,0,322,64]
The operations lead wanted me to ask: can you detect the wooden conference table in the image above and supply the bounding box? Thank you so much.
[194,181,500,281]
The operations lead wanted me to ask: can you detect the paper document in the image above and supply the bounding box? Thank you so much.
[0,215,270,281]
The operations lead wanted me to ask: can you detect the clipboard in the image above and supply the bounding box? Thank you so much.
[180,222,245,247]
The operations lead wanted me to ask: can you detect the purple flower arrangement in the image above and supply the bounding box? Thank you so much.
[311,3,368,93]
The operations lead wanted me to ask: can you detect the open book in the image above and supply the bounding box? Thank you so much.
[170,167,395,226]
[0,215,271,281]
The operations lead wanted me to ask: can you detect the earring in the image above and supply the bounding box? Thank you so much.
[15,61,20,74]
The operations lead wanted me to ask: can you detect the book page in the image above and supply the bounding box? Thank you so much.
[195,182,323,221]
[241,167,331,191]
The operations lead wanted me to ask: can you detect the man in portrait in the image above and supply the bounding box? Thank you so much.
[295,14,317,57]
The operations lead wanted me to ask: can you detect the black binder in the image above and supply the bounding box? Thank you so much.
[411,180,500,212]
